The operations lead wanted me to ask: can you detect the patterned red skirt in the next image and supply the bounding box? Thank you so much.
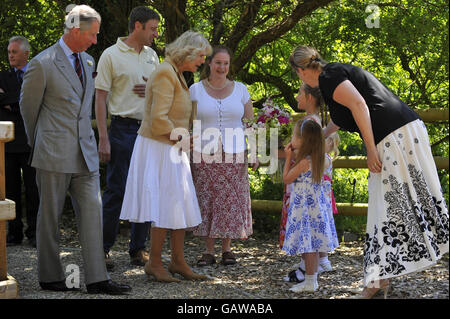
[191,151,253,239]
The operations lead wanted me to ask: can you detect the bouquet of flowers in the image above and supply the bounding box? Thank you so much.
[244,97,293,151]
[243,98,293,179]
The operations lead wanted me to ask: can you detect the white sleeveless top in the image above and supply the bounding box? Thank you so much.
[189,81,251,154]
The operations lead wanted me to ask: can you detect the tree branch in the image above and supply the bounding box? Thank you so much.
[211,0,226,45]
[225,0,264,53]
[154,0,189,43]
[239,70,298,111]
[233,0,334,71]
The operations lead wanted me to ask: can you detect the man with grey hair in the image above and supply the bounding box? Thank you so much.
[0,36,39,248]
[20,4,131,295]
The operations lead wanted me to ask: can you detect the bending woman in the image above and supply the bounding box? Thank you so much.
[289,45,448,298]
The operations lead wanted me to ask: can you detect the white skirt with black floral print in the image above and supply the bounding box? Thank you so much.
[364,119,449,285]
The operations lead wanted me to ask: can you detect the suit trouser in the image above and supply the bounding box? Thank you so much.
[6,152,39,240]
[35,168,110,285]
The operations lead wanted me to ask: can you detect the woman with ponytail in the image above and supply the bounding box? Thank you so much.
[289,45,448,298]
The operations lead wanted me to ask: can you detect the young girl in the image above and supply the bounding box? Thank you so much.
[282,119,339,292]
[281,84,338,283]
[279,84,322,250]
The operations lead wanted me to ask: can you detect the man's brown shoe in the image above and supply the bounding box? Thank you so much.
[130,249,149,266]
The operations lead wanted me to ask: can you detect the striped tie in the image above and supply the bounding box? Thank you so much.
[72,53,83,84]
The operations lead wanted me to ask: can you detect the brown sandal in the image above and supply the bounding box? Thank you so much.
[197,253,216,267]
[221,251,237,265]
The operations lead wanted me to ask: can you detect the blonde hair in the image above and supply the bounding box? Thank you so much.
[293,119,325,184]
[326,132,340,159]
[289,45,327,71]
[165,30,212,67]
[64,5,101,33]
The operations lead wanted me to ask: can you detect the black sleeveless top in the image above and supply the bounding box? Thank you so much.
[318,62,419,145]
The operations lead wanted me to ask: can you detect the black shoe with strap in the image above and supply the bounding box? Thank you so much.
[285,267,306,283]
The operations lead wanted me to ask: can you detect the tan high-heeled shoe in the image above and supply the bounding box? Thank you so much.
[350,280,391,299]
[144,262,181,283]
[168,263,208,281]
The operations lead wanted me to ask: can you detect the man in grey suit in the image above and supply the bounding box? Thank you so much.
[20,5,131,295]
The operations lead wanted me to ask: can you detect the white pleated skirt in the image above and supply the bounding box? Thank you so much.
[364,119,449,285]
[120,135,202,229]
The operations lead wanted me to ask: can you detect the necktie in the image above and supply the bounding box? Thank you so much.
[16,69,24,85]
[72,53,83,84]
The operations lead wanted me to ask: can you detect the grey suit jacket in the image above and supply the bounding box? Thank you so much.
[20,42,99,173]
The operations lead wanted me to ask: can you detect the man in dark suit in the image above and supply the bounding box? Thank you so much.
[0,36,39,247]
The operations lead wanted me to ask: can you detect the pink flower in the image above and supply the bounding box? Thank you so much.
[257,115,268,123]
[278,116,290,124]
[270,109,280,116]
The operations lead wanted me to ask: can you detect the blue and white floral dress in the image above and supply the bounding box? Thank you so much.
[282,157,339,255]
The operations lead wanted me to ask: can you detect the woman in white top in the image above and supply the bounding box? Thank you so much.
[189,46,256,266]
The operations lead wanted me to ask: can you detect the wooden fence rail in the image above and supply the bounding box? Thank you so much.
[333,156,448,170]
[252,199,368,216]
[292,108,449,123]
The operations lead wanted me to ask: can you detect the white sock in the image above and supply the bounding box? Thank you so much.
[319,256,329,264]
[289,273,318,293]
[305,273,318,285]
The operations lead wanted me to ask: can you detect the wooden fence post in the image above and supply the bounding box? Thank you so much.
[0,121,18,299]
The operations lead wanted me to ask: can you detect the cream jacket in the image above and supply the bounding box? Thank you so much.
[138,58,195,145]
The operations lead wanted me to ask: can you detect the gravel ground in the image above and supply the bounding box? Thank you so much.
[5,214,449,300]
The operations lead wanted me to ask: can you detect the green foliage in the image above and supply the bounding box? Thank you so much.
[0,0,62,70]
[333,168,369,203]
[333,215,367,237]
[252,210,283,240]
[335,131,365,156]
[249,168,284,201]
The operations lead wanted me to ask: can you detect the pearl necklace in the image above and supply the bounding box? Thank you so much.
[205,78,229,90]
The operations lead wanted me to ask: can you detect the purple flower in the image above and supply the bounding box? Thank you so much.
[270,109,280,116]
[257,115,268,123]
[278,116,290,124]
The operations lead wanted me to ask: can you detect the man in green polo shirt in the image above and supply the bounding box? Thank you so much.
[95,6,160,271]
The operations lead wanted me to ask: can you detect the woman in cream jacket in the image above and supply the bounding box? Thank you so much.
[120,31,212,282]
